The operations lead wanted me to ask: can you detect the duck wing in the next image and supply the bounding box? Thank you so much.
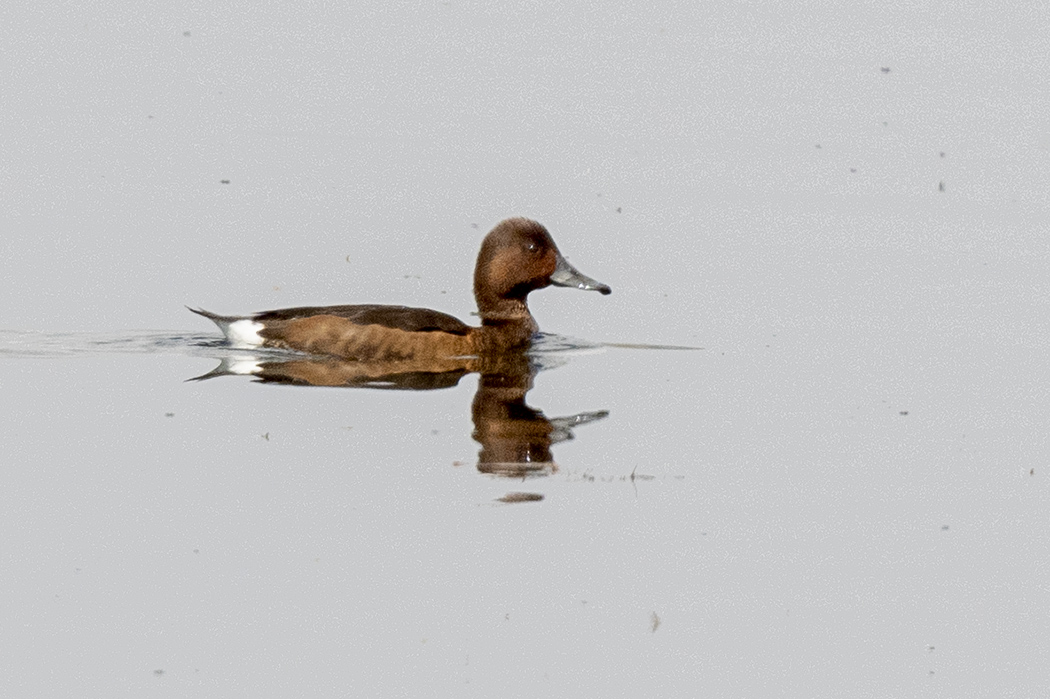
[252,304,472,336]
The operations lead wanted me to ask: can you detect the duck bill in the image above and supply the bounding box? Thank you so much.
[550,254,612,295]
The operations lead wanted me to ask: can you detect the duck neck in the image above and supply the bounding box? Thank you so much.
[476,298,539,351]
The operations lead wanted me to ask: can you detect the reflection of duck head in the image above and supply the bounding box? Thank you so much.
[189,218,610,361]
[471,354,608,478]
[472,353,554,476]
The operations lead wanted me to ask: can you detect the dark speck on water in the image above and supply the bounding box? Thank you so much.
[497,492,544,504]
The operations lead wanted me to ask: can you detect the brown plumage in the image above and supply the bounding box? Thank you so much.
[190,217,610,360]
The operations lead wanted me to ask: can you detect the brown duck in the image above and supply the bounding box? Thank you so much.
[190,217,611,360]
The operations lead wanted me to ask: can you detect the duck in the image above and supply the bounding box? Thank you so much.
[190,217,611,361]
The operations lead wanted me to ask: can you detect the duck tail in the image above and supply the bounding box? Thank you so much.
[186,306,240,324]
[187,306,264,348]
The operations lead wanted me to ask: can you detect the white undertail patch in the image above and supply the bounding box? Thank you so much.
[224,319,266,348]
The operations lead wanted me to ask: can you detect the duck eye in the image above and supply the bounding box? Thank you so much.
[525,241,539,253]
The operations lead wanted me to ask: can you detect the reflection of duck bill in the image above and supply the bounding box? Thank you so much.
[549,410,610,444]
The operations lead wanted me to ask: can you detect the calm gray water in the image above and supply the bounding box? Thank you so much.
[3,2,1049,697]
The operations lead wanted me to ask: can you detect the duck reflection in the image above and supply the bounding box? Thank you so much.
[191,350,607,483]
[468,353,607,478]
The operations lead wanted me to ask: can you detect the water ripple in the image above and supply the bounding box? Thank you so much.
[0,329,696,360]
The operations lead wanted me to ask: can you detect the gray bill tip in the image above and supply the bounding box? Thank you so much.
[551,256,612,295]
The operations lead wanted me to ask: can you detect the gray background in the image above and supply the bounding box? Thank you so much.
[2,1,1049,696]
